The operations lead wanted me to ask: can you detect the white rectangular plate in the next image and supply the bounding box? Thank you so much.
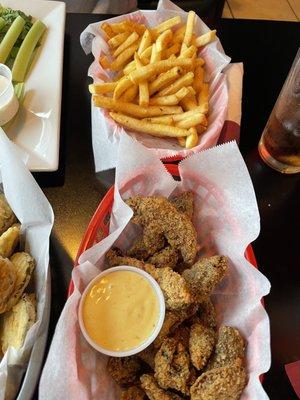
[2,0,65,171]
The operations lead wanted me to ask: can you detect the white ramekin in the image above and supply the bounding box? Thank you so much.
[78,265,165,357]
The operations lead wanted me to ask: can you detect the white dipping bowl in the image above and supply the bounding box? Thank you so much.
[78,265,165,357]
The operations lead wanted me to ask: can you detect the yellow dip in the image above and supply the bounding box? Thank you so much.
[82,270,160,351]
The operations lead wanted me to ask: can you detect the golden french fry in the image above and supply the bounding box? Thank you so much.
[156,29,172,53]
[193,66,204,93]
[163,43,181,59]
[113,31,139,58]
[179,45,197,59]
[120,84,139,102]
[101,23,115,39]
[195,30,217,47]
[177,137,186,147]
[123,59,136,75]
[140,45,153,61]
[187,86,196,95]
[108,32,129,48]
[138,29,152,55]
[149,66,182,95]
[185,127,198,148]
[110,20,146,35]
[150,43,161,63]
[142,115,174,125]
[113,76,133,99]
[110,42,139,71]
[149,87,190,106]
[128,59,193,84]
[173,25,186,43]
[151,16,181,37]
[89,82,117,94]
[110,112,190,137]
[197,82,209,114]
[180,93,198,111]
[99,55,110,69]
[93,95,182,117]
[135,53,149,107]
[195,57,205,67]
[172,107,203,121]
[176,113,206,129]
[157,71,194,96]
[181,11,196,54]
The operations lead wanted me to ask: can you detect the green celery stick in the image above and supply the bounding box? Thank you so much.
[12,20,46,83]
[0,16,25,63]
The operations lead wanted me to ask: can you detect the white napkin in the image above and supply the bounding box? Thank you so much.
[39,135,270,400]
[0,129,53,400]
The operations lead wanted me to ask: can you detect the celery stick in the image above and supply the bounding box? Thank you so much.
[12,20,46,83]
[0,16,25,63]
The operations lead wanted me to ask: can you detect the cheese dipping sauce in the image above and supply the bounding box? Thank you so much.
[82,270,160,352]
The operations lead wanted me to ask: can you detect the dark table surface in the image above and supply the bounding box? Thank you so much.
[34,13,300,399]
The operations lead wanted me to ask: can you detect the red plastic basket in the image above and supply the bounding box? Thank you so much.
[68,164,257,296]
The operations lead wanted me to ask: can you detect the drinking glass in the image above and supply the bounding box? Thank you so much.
[258,48,300,173]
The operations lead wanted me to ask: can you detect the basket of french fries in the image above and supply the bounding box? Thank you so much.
[39,136,270,400]
[81,0,230,168]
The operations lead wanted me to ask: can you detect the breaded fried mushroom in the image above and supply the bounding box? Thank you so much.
[182,256,228,303]
[125,196,197,265]
[190,359,247,400]
[140,374,184,400]
[188,299,217,330]
[121,386,147,400]
[138,344,156,370]
[106,249,192,310]
[154,338,190,395]
[148,246,179,269]
[107,356,142,385]
[207,326,245,370]
[0,256,16,314]
[0,194,16,235]
[170,191,194,219]
[189,323,216,370]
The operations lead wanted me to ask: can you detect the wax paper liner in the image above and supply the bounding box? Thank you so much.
[39,134,270,400]
[80,0,230,170]
[0,129,53,400]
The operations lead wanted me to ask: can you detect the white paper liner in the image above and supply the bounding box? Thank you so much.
[0,129,53,400]
[40,135,271,400]
[80,0,231,171]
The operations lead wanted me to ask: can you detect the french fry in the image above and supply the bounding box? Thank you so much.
[113,31,139,57]
[156,29,172,53]
[187,86,196,95]
[123,59,136,75]
[142,115,174,125]
[173,25,186,43]
[123,20,147,35]
[197,82,209,114]
[149,87,189,106]
[195,30,217,47]
[180,93,198,111]
[93,95,182,117]
[149,66,182,95]
[89,82,117,94]
[108,32,129,48]
[120,84,139,102]
[135,53,149,107]
[150,43,161,63]
[151,16,181,37]
[110,112,190,137]
[101,23,115,39]
[185,127,198,148]
[176,113,206,129]
[113,76,133,99]
[178,45,197,59]
[163,43,181,59]
[177,137,186,147]
[193,66,204,93]
[110,42,139,71]
[99,55,110,69]
[138,29,152,55]
[157,72,194,96]
[128,58,193,84]
[140,45,153,62]
[172,107,203,121]
[195,57,205,67]
[181,11,196,54]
